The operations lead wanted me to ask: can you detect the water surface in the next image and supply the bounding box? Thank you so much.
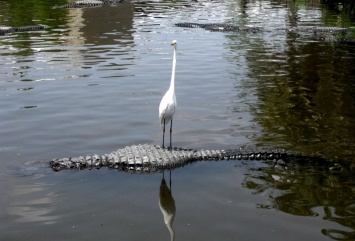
[0,0,355,240]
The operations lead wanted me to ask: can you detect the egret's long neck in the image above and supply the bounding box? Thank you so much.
[169,45,176,91]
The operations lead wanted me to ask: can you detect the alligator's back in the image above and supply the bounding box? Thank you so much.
[49,144,304,174]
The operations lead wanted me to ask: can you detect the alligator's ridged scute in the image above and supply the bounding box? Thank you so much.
[175,22,203,28]
[287,26,349,33]
[175,22,352,34]
[0,25,46,36]
[53,0,124,9]
[53,1,103,9]
[313,35,355,44]
[50,144,289,174]
[175,22,355,43]
[175,22,261,33]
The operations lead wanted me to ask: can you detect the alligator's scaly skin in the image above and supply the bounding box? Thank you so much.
[313,34,355,44]
[287,26,349,33]
[49,144,303,174]
[53,0,124,9]
[175,22,355,44]
[175,22,350,33]
[175,22,261,32]
[0,25,46,36]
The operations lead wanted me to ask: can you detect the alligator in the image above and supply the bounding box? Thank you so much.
[287,26,349,33]
[312,34,355,44]
[175,22,355,44]
[0,25,47,36]
[175,22,350,33]
[175,22,262,33]
[49,144,345,174]
[52,0,124,9]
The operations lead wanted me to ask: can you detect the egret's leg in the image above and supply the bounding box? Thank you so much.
[169,119,173,149]
[162,119,165,148]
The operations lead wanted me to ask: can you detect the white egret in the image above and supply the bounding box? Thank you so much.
[159,40,177,149]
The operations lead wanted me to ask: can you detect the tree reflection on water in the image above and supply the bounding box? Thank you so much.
[242,158,355,240]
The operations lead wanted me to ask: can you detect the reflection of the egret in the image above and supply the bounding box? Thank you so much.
[242,159,355,240]
[159,171,176,241]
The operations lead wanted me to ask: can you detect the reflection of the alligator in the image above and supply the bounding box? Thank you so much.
[242,158,355,240]
[159,171,176,241]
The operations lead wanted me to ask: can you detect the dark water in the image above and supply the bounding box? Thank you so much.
[0,0,355,240]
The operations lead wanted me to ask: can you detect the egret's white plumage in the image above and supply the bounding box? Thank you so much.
[159,40,177,148]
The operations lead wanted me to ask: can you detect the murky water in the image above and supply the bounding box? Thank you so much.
[1,0,355,240]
